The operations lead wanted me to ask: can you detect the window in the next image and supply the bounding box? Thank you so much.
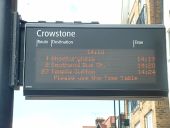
[139,0,146,11]
[135,121,141,128]
[130,100,139,112]
[145,111,153,128]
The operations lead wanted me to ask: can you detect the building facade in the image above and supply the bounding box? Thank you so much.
[122,0,163,24]
[129,100,170,128]
[122,0,170,127]
[82,116,116,128]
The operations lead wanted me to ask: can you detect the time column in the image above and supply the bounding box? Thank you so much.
[137,56,156,76]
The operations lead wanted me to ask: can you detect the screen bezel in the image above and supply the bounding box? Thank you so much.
[23,23,168,97]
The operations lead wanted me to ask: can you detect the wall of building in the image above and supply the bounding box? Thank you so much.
[155,99,170,127]
[147,0,162,24]
[127,0,162,24]
[128,0,140,24]
[130,101,156,128]
[130,99,170,128]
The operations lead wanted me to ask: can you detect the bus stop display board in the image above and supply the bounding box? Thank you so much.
[24,23,168,98]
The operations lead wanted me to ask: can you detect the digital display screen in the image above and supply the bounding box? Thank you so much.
[24,23,168,97]
[36,49,156,84]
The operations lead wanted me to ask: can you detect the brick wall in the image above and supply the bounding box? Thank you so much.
[155,99,170,128]
[130,101,156,128]
[147,0,162,24]
[130,99,170,128]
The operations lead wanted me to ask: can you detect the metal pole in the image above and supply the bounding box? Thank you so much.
[114,100,117,128]
[0,0,17,127]
[118,100,121,128]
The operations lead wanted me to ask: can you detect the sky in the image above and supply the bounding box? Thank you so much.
[13,90,124,128]
[17,0,122,23]
[13,0,123,128]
